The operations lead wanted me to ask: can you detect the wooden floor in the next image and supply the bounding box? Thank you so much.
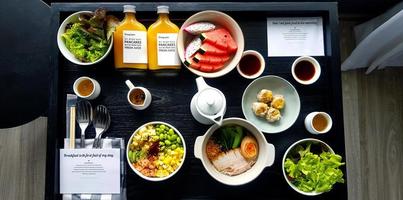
[0,19,402,200]
[0,117,47,200]
[342,68,403,200]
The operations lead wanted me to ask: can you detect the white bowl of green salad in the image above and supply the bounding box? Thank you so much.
[282,138,345,196]
[126,122,186,181]
[57,9,116,65]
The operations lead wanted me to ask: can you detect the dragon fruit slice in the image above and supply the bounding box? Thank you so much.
[185,37,202,59]
[184,22,216,35]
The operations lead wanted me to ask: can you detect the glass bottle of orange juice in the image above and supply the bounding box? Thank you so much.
[113,5,148,69]
[147,6,181,70]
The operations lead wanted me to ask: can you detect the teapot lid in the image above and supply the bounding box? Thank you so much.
[196,88,225,116]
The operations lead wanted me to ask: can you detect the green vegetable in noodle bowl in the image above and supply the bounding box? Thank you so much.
[284,143,344,193]
[214,125,244,151]
[128,123,185,178]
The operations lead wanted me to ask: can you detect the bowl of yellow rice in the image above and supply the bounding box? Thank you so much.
[126,121,186,181]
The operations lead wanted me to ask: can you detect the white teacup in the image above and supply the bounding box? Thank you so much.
[125,80,151,110]
[304,112,332,134]
[291,56,321,85]
[236,50,265,79]
[73,76,101,100]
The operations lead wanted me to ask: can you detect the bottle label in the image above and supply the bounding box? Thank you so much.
[157,33,181,66]
[123,31,148,64]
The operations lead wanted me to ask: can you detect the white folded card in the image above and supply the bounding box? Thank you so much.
[267,17,325,57]
[60,149,120,194]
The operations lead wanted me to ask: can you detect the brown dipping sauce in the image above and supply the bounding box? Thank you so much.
[294,60,315,81]
[313,114,328,132]
[239,54,261,76]
[77,79,94,97]
[129,89,145,105]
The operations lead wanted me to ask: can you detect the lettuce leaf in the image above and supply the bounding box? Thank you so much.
[106,15,120,40]
[284,143,345,193]
[62,22,108,62]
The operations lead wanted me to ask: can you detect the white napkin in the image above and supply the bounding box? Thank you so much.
[62,138,126,200]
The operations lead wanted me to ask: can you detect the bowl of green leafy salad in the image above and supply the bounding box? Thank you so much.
[57,8,119,65]
[282,138,345,196]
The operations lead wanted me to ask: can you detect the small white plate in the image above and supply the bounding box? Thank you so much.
[242,75,300,133]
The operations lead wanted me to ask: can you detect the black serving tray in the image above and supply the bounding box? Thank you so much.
[47,2,346,200]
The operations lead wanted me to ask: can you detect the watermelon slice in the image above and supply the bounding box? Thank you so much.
[212,63,225,71]
[200,64,214,72]
[200,28,237,53]
[198,42,229,56]
[184,58,201,70]
[184,56,224,72]
[193,53,230,64]
[198,63,224,72]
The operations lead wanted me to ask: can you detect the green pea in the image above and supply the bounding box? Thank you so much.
[168,129,174,135]
[176,137,181,144]
[159,141,165,146]
[170,135,177,141]
[164,140,171,146]
[171,144,177,150]
[159,134,165,140]
[160,125,166,130]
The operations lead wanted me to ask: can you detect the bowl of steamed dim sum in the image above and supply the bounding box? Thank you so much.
[242,75,300,133]
[194,118,275,185]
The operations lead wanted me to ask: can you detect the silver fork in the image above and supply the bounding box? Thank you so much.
[92,105,111,148]
[97,112,111,149]
[76,100,92,148]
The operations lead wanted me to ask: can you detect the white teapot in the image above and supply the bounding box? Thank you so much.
[190,77,226,125]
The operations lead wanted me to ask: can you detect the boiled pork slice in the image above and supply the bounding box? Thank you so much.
[211,148,255,176]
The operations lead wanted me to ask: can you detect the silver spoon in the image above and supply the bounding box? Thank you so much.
[76,100,92,148]
[92,105,111,148]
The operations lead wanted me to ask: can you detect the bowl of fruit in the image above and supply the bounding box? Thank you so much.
[177,10,245,78]
[126,122,186,181]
